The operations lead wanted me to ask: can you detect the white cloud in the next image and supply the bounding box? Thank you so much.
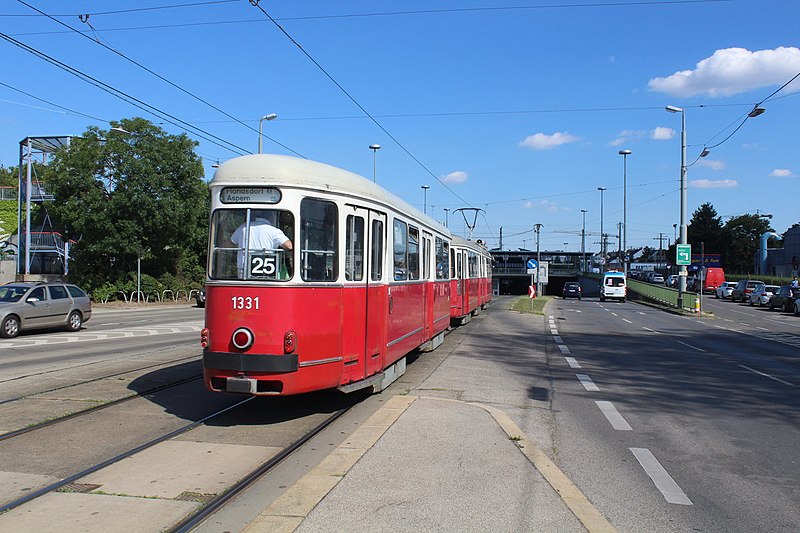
[441,171,468,184]
[650,126,675,140]
[690,179,737,189]
[697,159,726,171]
[770,169,793,177]
[648,47,800,97]
[609,129,645,147]
[522,199,569,213]
[519,132,579,151]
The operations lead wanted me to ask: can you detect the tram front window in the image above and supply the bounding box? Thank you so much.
[209,209,294,280]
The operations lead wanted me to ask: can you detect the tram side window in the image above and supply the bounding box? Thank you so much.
[393,220,407,281]
[469,252,478,278]
[345,215,364,281]
[423,236,431,280]
[408,226,420,280]
[209,209,294,280]
[436,238,449,280]
[371,219,383,281]
[301,198,338,282]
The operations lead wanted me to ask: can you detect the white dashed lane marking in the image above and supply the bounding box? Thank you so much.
[565,357,581,368]
[595,401,633,431]
[576,374,600,392]
[630,448,693,506]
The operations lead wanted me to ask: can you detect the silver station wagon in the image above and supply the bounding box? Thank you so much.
[0,282,92,338]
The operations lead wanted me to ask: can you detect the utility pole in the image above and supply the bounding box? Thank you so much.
[581,209,587,272]
[499,227,503,250]
[534,223,543,296]
[655,233,667,266]
[617,222,622,271]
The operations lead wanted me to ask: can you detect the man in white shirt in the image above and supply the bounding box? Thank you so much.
[231,217,292,277]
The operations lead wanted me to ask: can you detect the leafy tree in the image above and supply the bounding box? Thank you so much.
[687,203,724,255]
[0,165,16,187]
[44,118,209,291]
[721,214,774,274]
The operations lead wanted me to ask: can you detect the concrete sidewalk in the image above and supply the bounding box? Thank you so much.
[244,363,617,533]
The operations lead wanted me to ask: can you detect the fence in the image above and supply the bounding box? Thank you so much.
[583,272,699,311]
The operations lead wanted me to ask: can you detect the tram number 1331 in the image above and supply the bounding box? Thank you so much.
[232,296,260,310]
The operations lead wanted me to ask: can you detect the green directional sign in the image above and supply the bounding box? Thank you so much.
[676,244,692,265]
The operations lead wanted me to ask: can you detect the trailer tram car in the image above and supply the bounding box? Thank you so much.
[200,154,492,396]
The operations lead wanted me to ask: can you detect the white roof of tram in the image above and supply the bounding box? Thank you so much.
[211,154,443,230]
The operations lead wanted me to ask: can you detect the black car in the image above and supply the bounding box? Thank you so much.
[768,285,800,312]
[562,282,581,299]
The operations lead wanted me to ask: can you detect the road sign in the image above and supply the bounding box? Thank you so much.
[538,261,549,284]
[528,285,536,299]
[676,244,692,265]
[526,258,538,275]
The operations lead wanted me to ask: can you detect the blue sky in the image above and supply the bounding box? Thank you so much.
[1,0,798,255]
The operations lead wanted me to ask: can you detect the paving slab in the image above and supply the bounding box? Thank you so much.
[0,491,197,533]
[0,471,59,504]
[81,440,280,498]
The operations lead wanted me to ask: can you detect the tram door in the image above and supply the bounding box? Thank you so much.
[422,232,433,339]
[342,205,386,384]
[459,249,469,313]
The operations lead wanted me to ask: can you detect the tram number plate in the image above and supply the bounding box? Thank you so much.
[249,254,277,278]
[227,377,256,394]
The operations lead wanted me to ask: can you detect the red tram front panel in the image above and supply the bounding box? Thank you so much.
[204,285,348,395]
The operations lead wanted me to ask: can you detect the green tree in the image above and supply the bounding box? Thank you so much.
[44,118,209,291]
[0,165,16,187]
[687,203,724,255]
[721,214,774,274]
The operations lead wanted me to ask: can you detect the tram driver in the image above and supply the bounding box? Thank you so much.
[231,212,293,279]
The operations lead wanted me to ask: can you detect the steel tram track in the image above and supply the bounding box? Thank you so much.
[0,372,203,442]
[169,405,351,533]
[0,397,255,514]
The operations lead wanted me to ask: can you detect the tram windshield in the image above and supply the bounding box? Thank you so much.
[209,208,294,280]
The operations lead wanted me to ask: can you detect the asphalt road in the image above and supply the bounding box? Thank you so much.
[547,295,799,533]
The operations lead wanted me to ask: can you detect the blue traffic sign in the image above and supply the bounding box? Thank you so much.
[527,259,538,269]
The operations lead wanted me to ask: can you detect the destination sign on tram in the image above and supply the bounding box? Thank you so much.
[221,187,281,204]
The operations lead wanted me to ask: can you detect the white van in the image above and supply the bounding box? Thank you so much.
[600,271,626,302]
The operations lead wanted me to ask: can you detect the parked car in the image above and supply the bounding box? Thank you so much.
[665,275,678,288]
[196,288,206,308]
[651,273,665,284]
[731,279,764,303]
[0,282,92,338]
[749,284,779,306]
[562,282,581,299]
[715,281,737,299]
[768,285,800,312]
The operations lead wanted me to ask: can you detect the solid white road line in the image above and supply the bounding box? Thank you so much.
[576,374,599,392]
[676,340,706,352]
[595,401,632,431]
[629,448,693,505]
[558,345,571,354]
[564,357,581,368]
[738,364,795,387]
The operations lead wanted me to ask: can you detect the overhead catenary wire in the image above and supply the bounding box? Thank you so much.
[0,80,108,122]
[0,31,250,156]
[247,0,476,210]
[15,0,305,158]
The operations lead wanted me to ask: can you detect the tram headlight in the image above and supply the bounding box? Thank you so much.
[284,330,297,354]
[200,328,209,348]
[231,327,254,350]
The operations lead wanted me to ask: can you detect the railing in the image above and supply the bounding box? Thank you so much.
[0,187,16,200]
[626,279,698,311]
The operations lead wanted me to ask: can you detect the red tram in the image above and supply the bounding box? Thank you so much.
[200,154,492,396]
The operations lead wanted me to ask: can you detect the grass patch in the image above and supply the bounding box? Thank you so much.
[509,295,553,315]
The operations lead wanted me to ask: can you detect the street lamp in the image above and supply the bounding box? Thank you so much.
[421,185,430,214]
[665,105,687,308]
[443,207,449,228]
[534,223,543,295]
[369,144,381,182]
[598,187,606,273]
[618,149,632,277]
[581,209,587,272]
[258,113,277,154]
[563,242,568,252]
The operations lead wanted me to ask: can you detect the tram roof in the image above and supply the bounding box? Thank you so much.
[212,154,444,232]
